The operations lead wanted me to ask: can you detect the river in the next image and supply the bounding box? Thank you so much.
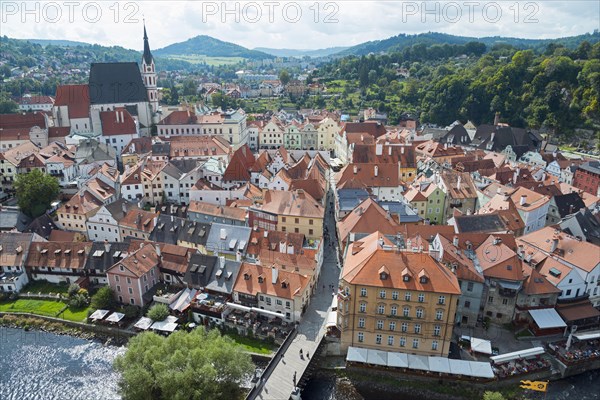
[1,326,599,400]
[0,327,124,400]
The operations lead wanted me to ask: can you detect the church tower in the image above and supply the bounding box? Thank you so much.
[141,23,158,114]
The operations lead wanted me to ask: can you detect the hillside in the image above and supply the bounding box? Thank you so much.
[254,46,349,58]
[27,39,92,47]
[337,31,600,56]
[155,35,273,59]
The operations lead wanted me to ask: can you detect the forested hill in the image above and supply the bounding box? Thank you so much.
[310,40,600,136]
[337,31,600,56]
[154,35,273,59]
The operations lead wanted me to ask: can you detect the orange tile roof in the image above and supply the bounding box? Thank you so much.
[222,144,255,182]
[521,264,561,295]
[259,189,324,219]
[109,243,159,278]
[54,84,89,119]
[234,262,309,300]
[119,209,158,233]
[338,198,399,245]
[342,231,461,294]
[188,201,246,222]
[58,191,102,215]
[336,163,399,188]
[26,242,92,270]
[510,187,550,212]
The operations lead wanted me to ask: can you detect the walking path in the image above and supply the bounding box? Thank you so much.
[255,189,341,400]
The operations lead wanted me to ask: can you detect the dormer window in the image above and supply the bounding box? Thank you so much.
[244,273,250,280]
[258,276,264,284]
[403,275,410,282]
[282,281,288,289]
[420,276,428,284]
[380,272,388,280]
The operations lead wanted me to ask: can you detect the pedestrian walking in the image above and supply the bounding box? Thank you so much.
[299,349,303,358]
[306,351,310,359]
[293,371,297,386]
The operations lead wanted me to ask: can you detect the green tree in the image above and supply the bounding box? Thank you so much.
[90,287,116,310]
[279,69,291,86]
[0,97,18,114]
[483,392,505,400]
[14,170,60,217]
[114,329,254,400]
[68,283,80,297]
[147,303,169,321]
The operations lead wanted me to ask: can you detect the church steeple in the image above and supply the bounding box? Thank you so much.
[143,21,154,66]
[141,21,158,115]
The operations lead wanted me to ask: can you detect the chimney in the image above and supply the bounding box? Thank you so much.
[220,256,225,269]
[453,236,459,247]
[550,237,558,253]
[122,201,127,214]
[104,239,110,252]
[153,215,158,227]
[279,240,286,253]
[520,195,527,206]
[517,245,524,257]
[271,265,279,284]
[376,143,383,156]
[353,165,358,174]
[236,251,242,262]
[155,244,161,257]
[456,175,461,190]
[378,236,384,247]
[401,146,405,154]
[444,143,448,150]
[287,243,294,254]
[494,112,500,126]
[388,146,392,156]
[374,165,378,177]
[466,208,472,215]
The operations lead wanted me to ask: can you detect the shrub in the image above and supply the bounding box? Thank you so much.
[67,283,80,297]
[69,293,89,309]
[90,287,115,310]
[147,303,169,322]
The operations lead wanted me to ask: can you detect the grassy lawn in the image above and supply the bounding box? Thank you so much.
[22,281,69,294]
[60,306,91,322]
[0,299,65,317]
[226,332,276,355]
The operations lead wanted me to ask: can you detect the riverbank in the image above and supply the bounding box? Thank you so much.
[0,313,131,346]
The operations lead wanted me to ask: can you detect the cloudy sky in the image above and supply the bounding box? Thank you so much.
[3,1,599,50]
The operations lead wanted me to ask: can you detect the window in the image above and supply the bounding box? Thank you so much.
[436,310,443,320]
[127,277,131,284]
[488,296,494,303]
[116,285,121,292]
[400,337,406,347]
[464,300,471,309]
[276,299,283,306]
[115,276,119,282]
[566,289,571,296]
[266,297,272,305]
[295,218,299,224]
[380,290,386,299]
[130,298,135,305]
[433,325,441,336]
[438,296,445,305]
[377,320,383,330]
[405,292,412,301]
[401,322,408,332]
[392,291,399,300]
[390,305,397,316]
[412,339,419,349]
[467,282,474,292]
[416,308,424,318]
[418,293,425,302]
[358,318,365,328]
[360,288,367,297]
[414,324,421,334]
[358,332,364,342]
[432,340,439,350]
[377,305,385,314]
[309,219,313,225]
[389,321,396,331]
[403,306,410,317]
[388,336,394,346]
[359,303,366,313]
[502,298,509,305]
[286,301,291,309]
[375,334,382,344]
[128,287,133,294]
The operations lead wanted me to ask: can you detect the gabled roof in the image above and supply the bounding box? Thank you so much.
[158,110,198,125]
[233,262,309,300]
[258,189,324,219]
[455,214,508,234]
[108,243,159,278]
[559,208,600,245]
[336,163,399,188]
[57,190,103,216]
[88,63,148,104]
[26,242,92,270]
[54,84,90,119]
[441,171,477,199]
[99,108,137,136]
[343,121,387,139]
[223,144,255,182]
[521,264,561,295]
[553,192,585,218]
[338,198,399,245]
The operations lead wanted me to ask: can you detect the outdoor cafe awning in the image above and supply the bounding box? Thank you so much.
[325,311,337,328]
[347,347,368,363]
[151,315,179,333]
[471,337,493,355]
[387,352,409,368]
[89,309,109,321]
[367,349,388,366]
[134,317,153,330]
[574,330,600,341]
[490,347,545,364]
[449,359,472,376]
[429,356,451,374]
[529,308,567,329]
[105,312,125,323]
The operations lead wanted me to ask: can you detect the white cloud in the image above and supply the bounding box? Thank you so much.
[2,1,598,50]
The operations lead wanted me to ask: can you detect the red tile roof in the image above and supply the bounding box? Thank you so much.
[100,108,137,136]
[54,84,90,119]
